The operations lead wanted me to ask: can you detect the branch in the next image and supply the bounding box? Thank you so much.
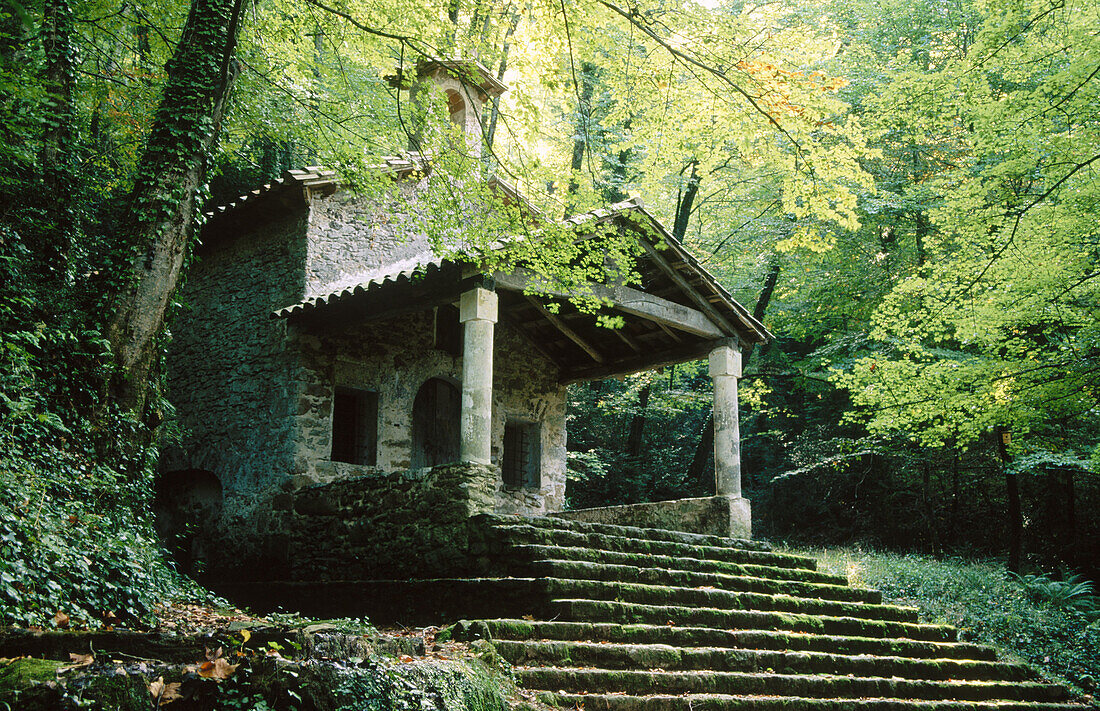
[299,0,431,51]
[596,0,804,159]
[935,151,1100,316]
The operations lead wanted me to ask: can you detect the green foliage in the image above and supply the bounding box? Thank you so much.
[565,367,714,509]
[1012,572,1099,616]
[0,313,204,628]
[795,546,1100,696]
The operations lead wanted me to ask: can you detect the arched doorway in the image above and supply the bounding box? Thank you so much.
[410,377,461,468]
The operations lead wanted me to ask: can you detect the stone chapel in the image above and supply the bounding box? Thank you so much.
[160,59,770,589]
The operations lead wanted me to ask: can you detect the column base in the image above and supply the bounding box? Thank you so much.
[553,495,752,540]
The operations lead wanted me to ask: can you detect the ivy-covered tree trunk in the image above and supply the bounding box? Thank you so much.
[105,0,246,416]
[40,0,75,285]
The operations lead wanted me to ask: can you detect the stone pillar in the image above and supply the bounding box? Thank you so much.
[709,344,743,497]
[459,286,498,464]
[709,343,751,538]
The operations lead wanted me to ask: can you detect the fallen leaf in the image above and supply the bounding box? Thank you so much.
[161,682,183,704]
[53,611,70,629]
[59,652,95,672]
[149,676,183,706]
[197,657,238,680]
[398,655,415,663]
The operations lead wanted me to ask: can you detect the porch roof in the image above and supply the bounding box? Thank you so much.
[272,199,771,384]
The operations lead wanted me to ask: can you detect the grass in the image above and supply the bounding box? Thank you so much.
[781,545,1099,703]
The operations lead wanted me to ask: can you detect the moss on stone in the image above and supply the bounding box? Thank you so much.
[0,657,63,692]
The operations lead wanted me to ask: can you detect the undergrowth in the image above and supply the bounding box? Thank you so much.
[0,313,206,629]
[785,545,1100,699]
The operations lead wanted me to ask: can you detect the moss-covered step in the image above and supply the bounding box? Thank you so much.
[486,525,817,570]
[535,692,1087,711]
[475,514,772,552]
[527,559,882,604]
[547,599,959,642]
[451,619,997,661]
[514,667,1069,703]
[503,545,849,585]
[490,639,1035,681]
[540,578,918,622]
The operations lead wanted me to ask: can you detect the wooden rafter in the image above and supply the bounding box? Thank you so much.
[636,239,738,336]
[524,295,605,364]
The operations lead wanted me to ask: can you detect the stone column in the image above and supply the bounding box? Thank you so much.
[459,286,498,465]
[709,344,743,497]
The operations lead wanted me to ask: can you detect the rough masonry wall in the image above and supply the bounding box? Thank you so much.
[165,213,310,501]
[278,463,498,580]
[291,311,567,515]
[304,187,436,299]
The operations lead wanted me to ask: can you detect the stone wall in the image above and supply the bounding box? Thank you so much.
[276,462,497,580]
[292,311,568,515]
[165,212,310,503]
[304,187,435,299]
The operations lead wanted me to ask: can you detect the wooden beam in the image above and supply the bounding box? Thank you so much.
[561,337,738,385]
[499,306,564,370]
[655,321,682,343]
[524,295,605,363]
[635,239,738,336]
[613,327,642,353]
[495,269,723,339]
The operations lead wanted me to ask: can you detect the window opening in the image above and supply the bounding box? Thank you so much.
[502,419,541,489]
[331,387,378,465]
[434,304,462,358]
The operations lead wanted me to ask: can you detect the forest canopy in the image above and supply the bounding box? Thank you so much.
[1,0,1098,627]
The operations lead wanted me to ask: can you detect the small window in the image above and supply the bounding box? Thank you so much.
[434,304,462,358]
[331,387,378,465]
[502,420,541,489]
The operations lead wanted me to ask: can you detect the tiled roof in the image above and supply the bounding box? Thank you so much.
[272,253,448,319]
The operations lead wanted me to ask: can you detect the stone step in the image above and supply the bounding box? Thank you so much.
[548,599,958,642]
[492,639,1035,681]
[534,692,1086,711]
[477,514,771,551]
[487,524,816,570]
[528,559,882,604]
[451,619,997,660]
[515,667,1068,703]
[504,545,849,585]
[541,578,918,623]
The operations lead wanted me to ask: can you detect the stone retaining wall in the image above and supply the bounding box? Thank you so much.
[199,462,499,587]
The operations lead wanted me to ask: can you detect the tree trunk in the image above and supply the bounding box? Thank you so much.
[565,62,595,214]
[921,457,940,553]
[688,415,714,493]
[485,9,520,152]
[1064,469,1076,567]
[104,0,246,416]
[625,382,651,461]
[995,425,1022,573]
[40,0,76,284]
[672,161,699,242]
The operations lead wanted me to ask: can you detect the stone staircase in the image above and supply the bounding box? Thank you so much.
[450,514,1083,711]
